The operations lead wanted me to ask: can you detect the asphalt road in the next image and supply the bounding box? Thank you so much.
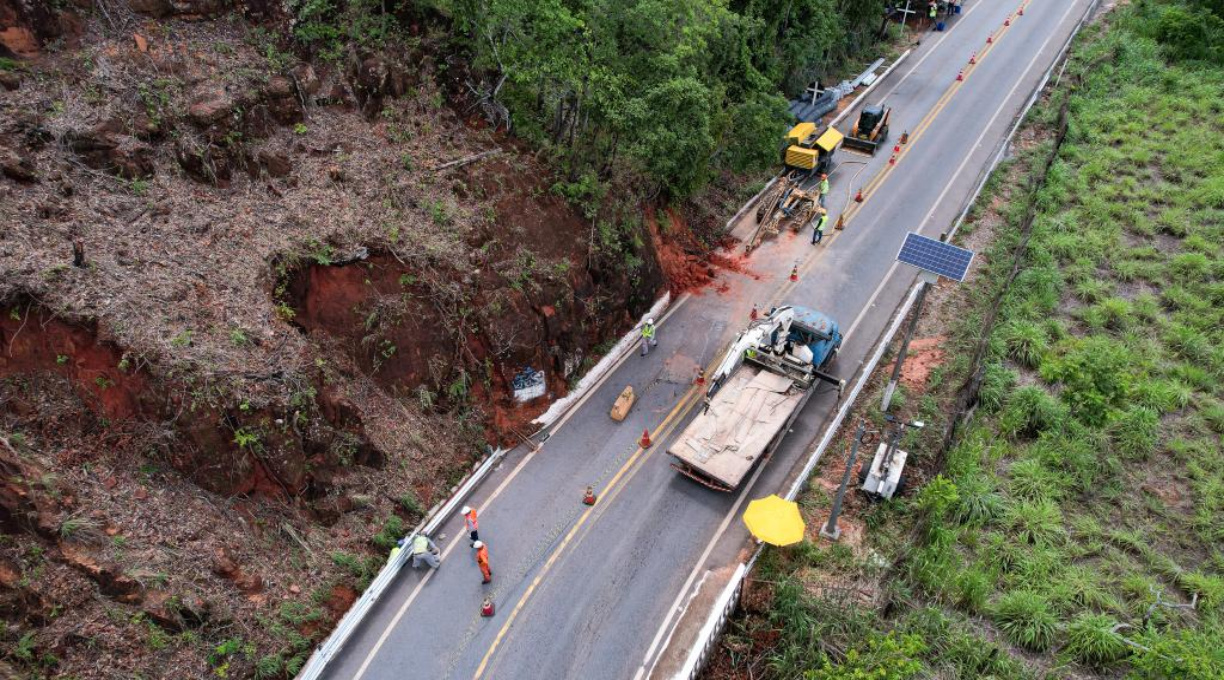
[319,1,1097,678]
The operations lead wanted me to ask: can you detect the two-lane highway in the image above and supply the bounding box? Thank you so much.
[318,1,1098,678]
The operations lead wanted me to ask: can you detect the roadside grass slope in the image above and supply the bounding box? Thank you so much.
[712,2,1224,678]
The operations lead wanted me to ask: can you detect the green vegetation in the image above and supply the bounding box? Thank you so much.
[449,0,886,197]
[719,2,1224,677]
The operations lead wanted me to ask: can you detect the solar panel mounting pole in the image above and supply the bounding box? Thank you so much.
[881,271,937,412]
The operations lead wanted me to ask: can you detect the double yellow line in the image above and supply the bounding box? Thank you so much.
[763,3,1024,309]
[470,6,1031,675]
[472,385,704,679]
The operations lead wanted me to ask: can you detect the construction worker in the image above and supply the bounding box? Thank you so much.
[409,533,440,570]
[461,505,479,545]
[811,209,830,245]
[818,173,830,207]
[928,1,938,21]
[640,318,658,357]
[473,540,492,583]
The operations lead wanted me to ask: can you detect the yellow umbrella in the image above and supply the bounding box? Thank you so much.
[742,494,806,546]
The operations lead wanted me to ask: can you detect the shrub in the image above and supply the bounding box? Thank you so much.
[1040,337,1134,426]
[1063,612,1129,667]
[1005,498,1065,546]
[999,386,1068,439]
[1108,405,1160,460]
[1007,458,1065,501]
[991,590,1059,652]
[807,631,926,680]
[977,363,1016,413]
[1002,320,1048,368]
[951,475,1003,527]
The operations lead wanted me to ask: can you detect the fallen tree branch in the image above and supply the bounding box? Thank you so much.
[432,149,502,172]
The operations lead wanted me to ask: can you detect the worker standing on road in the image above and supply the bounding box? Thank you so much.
[640,318,658,357]
[818,173,830,207]
[811,209,830,245]
[409,533,440,570]
[473,540,492,583]
[928,1,937,21]
[461,505,479,545]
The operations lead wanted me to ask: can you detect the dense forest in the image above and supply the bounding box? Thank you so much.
[292,0,889,197]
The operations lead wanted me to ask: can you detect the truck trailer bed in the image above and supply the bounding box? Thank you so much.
[668,366,804,490]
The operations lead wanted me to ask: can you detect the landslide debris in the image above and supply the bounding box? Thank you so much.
[0,0,676,677]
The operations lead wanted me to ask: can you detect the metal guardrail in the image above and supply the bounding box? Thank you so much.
[295,447,507,680]
[666,0,1103,675]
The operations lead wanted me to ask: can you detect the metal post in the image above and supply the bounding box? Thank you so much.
[880,277,931,412]
[821,421,865,541]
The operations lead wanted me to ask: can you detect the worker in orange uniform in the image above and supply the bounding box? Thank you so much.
[461,505,479,545]
[473,540,492,584]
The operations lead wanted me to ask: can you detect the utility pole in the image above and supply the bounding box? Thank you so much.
[880,272,934,412]
[820,420,866,541]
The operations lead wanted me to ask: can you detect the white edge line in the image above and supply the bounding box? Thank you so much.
[652,1,1101,677]
[297,446,507,680]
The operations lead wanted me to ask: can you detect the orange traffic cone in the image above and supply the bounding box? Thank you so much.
[1005,17,1011,26]
[893,144,901,155]
[900,130,909,144]
[969,52,977,65]
[854,188,864,203]
[481,597,495,617]
[987,35,993,44]
[583,485,597,505]
[695,368,705,386]
[956,69,964,82]
[640,429,652,448]
[889,154,897,166]
[789,263,799,282]
[835,214,845,231]
[750,303,759,320]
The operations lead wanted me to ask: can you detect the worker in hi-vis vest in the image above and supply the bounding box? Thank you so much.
[461,505,479,545]
[640,318,658,357]
[409,533,440,569]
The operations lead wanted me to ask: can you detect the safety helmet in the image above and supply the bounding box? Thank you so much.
[646,318,655,325]
[461,506,472,515]
[473,540,485,549]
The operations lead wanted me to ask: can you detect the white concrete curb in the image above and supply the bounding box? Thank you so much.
[532,292,671,430]
[295,446,506,680]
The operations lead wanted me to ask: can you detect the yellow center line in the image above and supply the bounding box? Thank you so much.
[765,4,1026,305]
[471,386,703,679]
[473,6,1037,675]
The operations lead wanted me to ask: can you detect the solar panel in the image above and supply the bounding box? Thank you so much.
[896,232,975,282]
